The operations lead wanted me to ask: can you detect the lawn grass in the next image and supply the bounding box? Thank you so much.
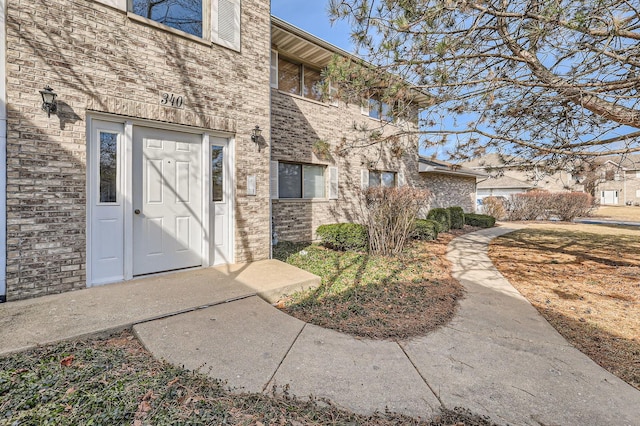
[489,225,640,390]
[0,331,499,426]
[592,205,640,221]
[273,229,475,340]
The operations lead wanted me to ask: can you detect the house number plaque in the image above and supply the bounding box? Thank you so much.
[160,92,185,109]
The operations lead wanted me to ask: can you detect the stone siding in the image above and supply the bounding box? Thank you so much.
[415,173,477,213]
[5,0,271,300]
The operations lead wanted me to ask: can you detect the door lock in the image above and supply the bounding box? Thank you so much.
[134,209,141,215]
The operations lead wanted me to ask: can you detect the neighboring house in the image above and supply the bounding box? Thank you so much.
[477,176,533,198]
[417,158,486,212]
[462,154,583,210]
[0,2,482,301]
[595,155,640,206]
[269,19,483,242]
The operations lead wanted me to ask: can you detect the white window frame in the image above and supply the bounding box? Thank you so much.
[271,161,338,200]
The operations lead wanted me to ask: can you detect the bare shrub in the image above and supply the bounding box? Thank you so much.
[482,196,507,219]
[507,191,595,221]
[364,187,431,256]
[507,190,553,221]
[550,192,596,221]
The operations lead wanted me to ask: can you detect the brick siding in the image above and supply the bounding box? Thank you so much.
[5,0,271,299]
[270,89,477,242]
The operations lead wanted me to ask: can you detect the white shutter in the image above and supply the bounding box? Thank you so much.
[212,0,241,51]
[329,167,339,199]
[398,171,405,187]
[270,161,279,199]
[361,169,369,189]
[270,50,278,88]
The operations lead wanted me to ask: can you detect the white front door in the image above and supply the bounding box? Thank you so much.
[601,190,618,205]
[132,127,203,276]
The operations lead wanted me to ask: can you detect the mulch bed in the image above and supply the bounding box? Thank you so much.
[275,227,479,341]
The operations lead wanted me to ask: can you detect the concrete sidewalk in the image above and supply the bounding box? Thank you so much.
[0,260,319,355]
[3,227,640,425]
[135,226,640,425]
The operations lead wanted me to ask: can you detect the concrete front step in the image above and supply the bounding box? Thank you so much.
[0,260,319,356]
[232,259,321,303]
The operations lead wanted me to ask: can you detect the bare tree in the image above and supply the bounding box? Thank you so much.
[327,0,640,170]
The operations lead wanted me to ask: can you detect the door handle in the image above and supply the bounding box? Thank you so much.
[134,209,141,215]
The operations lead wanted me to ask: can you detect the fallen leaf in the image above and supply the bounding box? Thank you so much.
[60,355,74,367]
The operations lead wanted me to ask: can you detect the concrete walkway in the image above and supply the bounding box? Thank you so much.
[3,227,640,425]
[0,260,319,355]
[134,226,640,425]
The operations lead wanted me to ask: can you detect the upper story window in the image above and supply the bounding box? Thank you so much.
[129,0,240,51]
[131,0,203,37]
[271,52,324,102]
[363,95,395,122]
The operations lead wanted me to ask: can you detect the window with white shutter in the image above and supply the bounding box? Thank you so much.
[128,0,241,49]
[212,0,241,51]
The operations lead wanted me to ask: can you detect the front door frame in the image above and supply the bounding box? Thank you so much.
[86,113,235,286]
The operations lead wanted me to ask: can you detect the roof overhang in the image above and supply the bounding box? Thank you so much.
[271,16,432,108]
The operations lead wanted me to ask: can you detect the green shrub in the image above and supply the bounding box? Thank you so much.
[464,213,496,228]
[316,223,368,251]
[426,208,451,232]
[447,206,465,229]
[413,219,439,241]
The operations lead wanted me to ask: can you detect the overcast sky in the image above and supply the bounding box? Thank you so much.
[270,1,354,52]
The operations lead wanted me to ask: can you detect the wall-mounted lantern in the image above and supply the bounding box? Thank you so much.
[39,86,58,118]
[251,125,262,143]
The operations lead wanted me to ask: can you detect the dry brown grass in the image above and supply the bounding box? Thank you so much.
[593,205,640,221]
[489,223,640,390]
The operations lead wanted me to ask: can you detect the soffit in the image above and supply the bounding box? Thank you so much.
[271,17,432,107]
[272,23,342,69]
